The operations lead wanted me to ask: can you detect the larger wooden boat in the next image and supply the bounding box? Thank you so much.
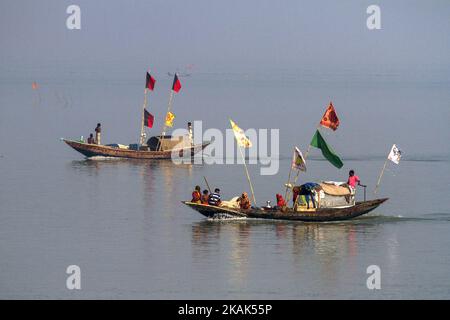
[182,198,388,222]
[63,137,210,159]
[63,72,210,160]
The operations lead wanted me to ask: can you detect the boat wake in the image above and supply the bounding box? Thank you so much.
[87,156,121,160]
[342,212,450,224]
[207,213,248,221]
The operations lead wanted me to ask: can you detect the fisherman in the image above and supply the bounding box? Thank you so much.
[238,192,251,210]
[201,190,209,205]
[191,185,202,204]
[293,184,317,209]
[208,188,222,206]
[95,123,102,145]
[347,170,362,189]
[276,194,286,209]
[87,133,95,144]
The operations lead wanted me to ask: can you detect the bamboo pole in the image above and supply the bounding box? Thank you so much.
[284,148,294,200]
[303,144,312,162]
[285,128,316,206]
[286,169,301,205]
[238,144,257,207]
[139,88,148,145]
[374,157,388,194]
[157,89,174,151]
[203,176,212,194]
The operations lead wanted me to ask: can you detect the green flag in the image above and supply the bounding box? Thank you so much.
[310,130,344,169]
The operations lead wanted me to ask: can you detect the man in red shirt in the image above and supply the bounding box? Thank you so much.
[347,170,362,189]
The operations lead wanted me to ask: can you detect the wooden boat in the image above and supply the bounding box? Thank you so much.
[182,198,388,222]
[63,138,209,160]
[63,72,209,160]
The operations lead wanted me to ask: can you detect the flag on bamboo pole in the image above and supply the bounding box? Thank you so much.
[230,119,252,148]
[172,74,182,93]
[310,129,343,169]
[320,102,340,131]
[144,109,154,128]
[165,111,175,127]
[146,72,156,91]
[292,147,307,171]
[388,144,402,164]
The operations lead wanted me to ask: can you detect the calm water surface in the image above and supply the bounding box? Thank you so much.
[0,74,449,299]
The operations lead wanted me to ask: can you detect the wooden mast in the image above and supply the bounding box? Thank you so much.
[238,143,257,206]
[285,125,318,205]
[139,88,148,145]
[374,157,389,194]
[157,77,176,151]
[284,150,294,200]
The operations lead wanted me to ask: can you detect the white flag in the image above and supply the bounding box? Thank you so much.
[292,147,307,171]
[388,144,402,164]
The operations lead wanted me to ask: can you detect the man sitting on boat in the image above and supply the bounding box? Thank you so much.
[237,192,251,210]
[191,186,202,204]
[208,188,222,206]
[276,194,286,209]
[87,133,95,144]
[201,189,209,205]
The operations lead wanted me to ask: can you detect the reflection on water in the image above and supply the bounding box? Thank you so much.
[69,158,197,213]
[2,71,450,298]
[190,219,385,294]
[191,221,251,288]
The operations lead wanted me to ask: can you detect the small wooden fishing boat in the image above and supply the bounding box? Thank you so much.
[182,198,388,222]
[63,138,210,159]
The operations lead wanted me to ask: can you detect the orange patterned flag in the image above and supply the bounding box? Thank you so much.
[320,102,340,131]
[32,82,38,90]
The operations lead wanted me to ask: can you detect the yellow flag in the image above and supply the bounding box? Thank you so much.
[230,119,252,148]
[165,111,175,127]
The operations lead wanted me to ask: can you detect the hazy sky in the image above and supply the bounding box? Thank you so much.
[1,0,449,77]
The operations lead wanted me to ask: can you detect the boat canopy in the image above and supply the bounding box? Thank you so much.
[318,182,351,196]
[146,135,191,151]
[295,181,353,208]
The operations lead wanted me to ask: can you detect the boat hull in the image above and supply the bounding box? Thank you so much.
[63,139,209,160]
[182,198,388,222]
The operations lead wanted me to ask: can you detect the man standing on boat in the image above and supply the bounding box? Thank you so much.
[293,183,318,209]
[347,170,365,204]
[95,123,101,145]
[347,170,362,190]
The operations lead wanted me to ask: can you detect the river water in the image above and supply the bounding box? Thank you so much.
[0,73,449,299]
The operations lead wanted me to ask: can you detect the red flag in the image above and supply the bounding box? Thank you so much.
[172,73,182,93]
[146,72,156,91]
[144,109,154,128]
[320,102,340,131]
